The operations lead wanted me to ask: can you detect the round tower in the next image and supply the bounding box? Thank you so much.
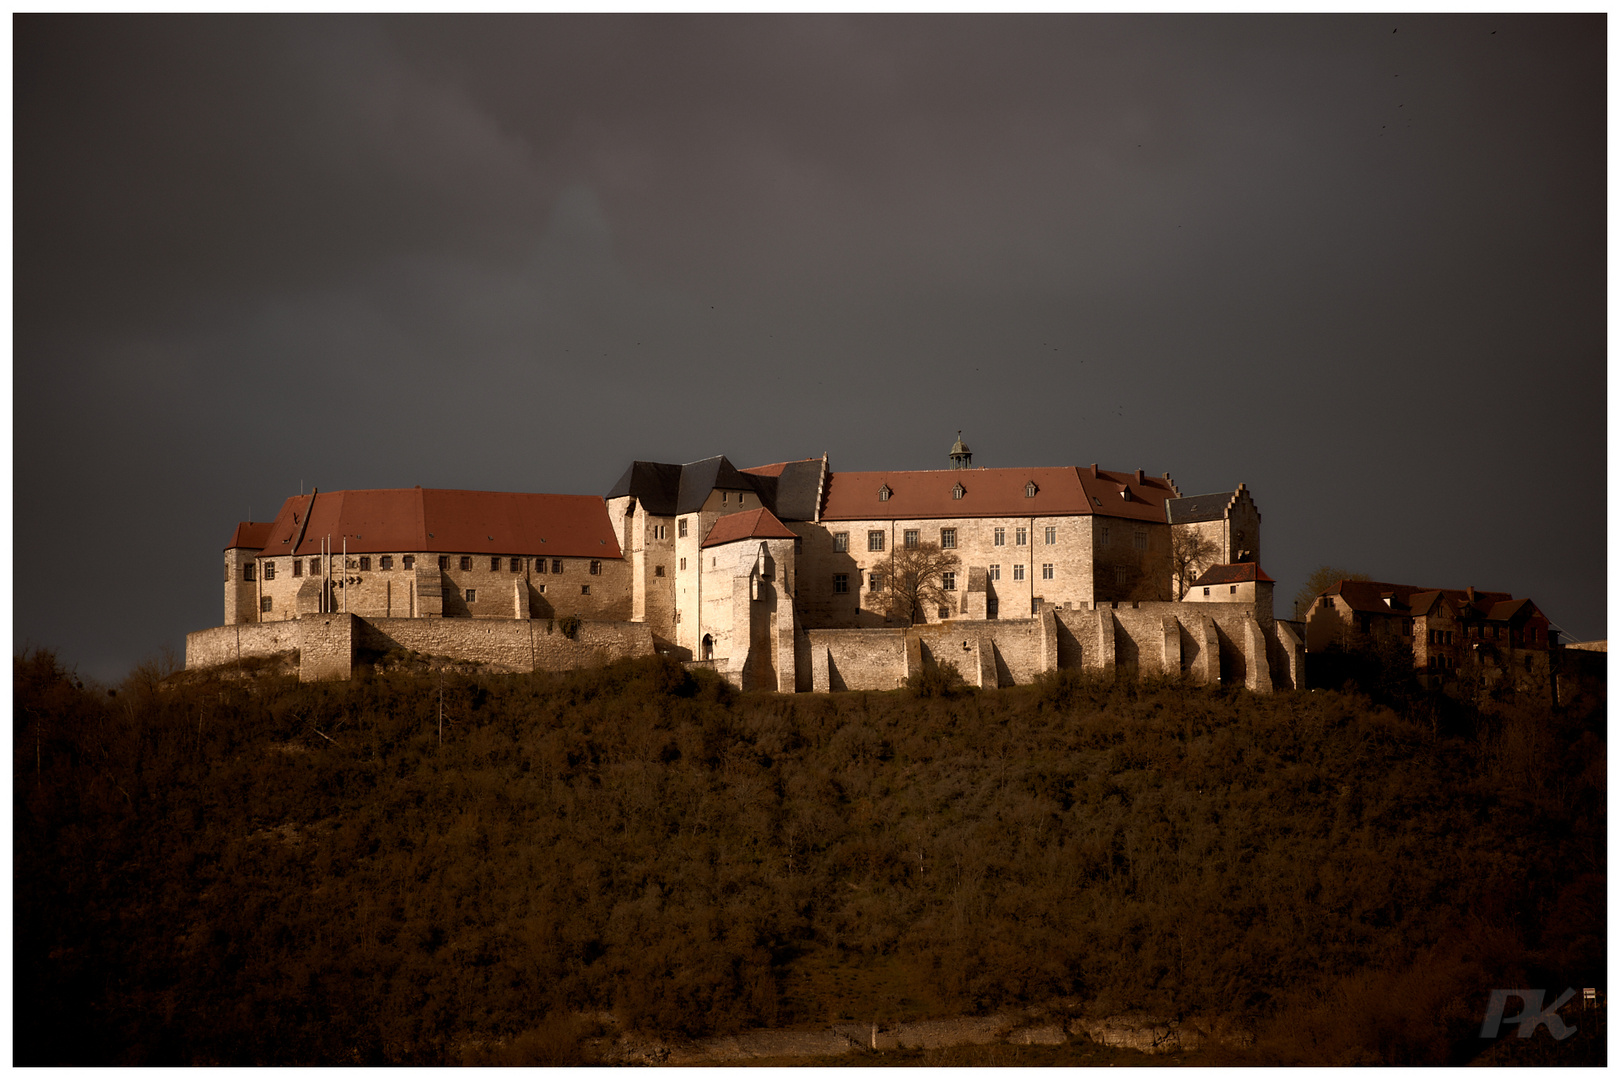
[949,431,972,469]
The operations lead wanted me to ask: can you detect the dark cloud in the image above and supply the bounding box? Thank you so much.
[14,14,1605,679]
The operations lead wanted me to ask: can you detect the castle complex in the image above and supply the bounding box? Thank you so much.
[188,436,1304,689]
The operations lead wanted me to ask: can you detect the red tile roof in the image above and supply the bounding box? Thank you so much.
[1191,563,1275,586]
[821,466,1175,522]
[249,488,622,559]
[701,507,799,548]
[225,521,275,551]
[740,458,820,479]
[1326,580,1512,616]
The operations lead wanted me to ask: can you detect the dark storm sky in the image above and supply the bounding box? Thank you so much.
[15,14,1607,681]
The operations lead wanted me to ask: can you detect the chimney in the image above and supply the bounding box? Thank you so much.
[1467,586,1476,603]
[1135,469,1145,485]
[1090,464,1100,478]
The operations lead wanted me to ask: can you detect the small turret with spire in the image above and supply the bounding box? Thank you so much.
[949,431,972,469]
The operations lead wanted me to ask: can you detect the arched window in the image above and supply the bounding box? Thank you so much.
[702,634,714,660]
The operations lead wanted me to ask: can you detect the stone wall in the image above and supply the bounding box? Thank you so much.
[300,613,355,681]
[185,621,301,668]
[807,629,911,692]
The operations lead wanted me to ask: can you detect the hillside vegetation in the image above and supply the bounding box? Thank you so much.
[14,651,1604,1065]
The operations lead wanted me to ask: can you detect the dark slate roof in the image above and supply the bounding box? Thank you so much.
[1165,491,1233,524]
[1191,562,1275,587]
[746,458,824,522]
[676,455,755,514]
[606,461,684,516]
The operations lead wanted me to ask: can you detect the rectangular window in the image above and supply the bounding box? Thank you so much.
[264,561,275,580]
[679,518,689,538]
[868,530,885,552]
[1013,564,1025,581]
[538,584,546,594]
[989,564,1000,581]
[679,557,687,571]
[939,607,950,619]
[490,556,501,571]
[1230,585,1237,594]
[833,532,849,552]
[402,555,414,570]
[994,527,1005,546]
[1100,526,1111,547]
[460,556,473,571]
[655,565,665,577]
[1203,586,1211,596]
[380,555,393,570]
[465,588,476,603]
[722,492,728,504]
[653,524,666,540]
[510,557,522,572]
[536,558,548,574]
[552,559,562,574]
[439,556,449,570]
[738,493,745,506]
[1015,527,1028,546]
[581,584,590,595]
[834,573,849,594]
[674,610,681,623]
[590,560,601,575]
[292,560,303,577]
[903,529,919,548]
[260,596,272,613]
[942,571,956,591]
[243,563,255,581]
[1113,567,1127,585]
[1044,526,1056,545]
[940,528,956,549]
[359,556,371,571]
[869,572,883,591]
[1042,563,1054,580]
[987,597,999,618]
[1133,528,1147,551]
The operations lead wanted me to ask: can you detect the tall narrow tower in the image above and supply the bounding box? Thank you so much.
[949,431,972,469]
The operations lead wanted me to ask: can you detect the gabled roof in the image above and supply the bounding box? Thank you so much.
[743,458,825,522]
[701,507,799,548]
[1325,580,1514,616]
[250,488,621,559]
[609,455,827,522]
[606,461,684,516]
[1191,563,1275,587]
[821,465,1175,522]
[226,521,275,551]
[1485,598,1541,623]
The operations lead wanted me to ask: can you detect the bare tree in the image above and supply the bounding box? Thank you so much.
[872,541,961,626]
[1170,528,1221,599]
[1293,565,1368,620]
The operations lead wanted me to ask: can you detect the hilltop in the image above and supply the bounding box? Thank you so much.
[14,652,1604,1065]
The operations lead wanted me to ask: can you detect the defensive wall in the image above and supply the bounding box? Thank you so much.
[802,599,1304,693]
[186,615,656,681]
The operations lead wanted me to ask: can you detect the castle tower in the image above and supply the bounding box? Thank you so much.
[949,431,972,469]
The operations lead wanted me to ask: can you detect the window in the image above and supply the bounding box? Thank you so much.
[439,556,449,570]
[1099,526,1111,547]
[655,565,665,577]
[652,524,667,540]
[460,556,473,571]
[243,563,255,581]
[1044,526,1056,545]
[590,560,601,575]
[738,493,745,506]
[989,564,1000,581]
[679,557,687,571]
[903,529,919,548]
[952,483,965,500]
[264,561,275,580]
[292,560,302,577]
[536,558,548,574]
[1133,528,1147,551]
[674,610,681,623]
[1013,564,1025,581]
[260,596,272,613]
[940,528,956,549]
[403,555,414,570]
[1016,527,1028,546]
[359,556,371,571]
[1025,481,1038,498]
[994,527,1005,546]
[510,557,522,572]
[868,531,885,552]
[869,572,883,591]
[1203,586,1211,596]
[1042,563,1054,580]
[1230,585,1237,594]
[939,607,951,619]
[537,584,546,594]
[380,555,393,570]
[551,559,562,574]
[942,571,956,591]
[834,573,850,594]
[581,584,590,595]
[722,492,728,504]
[833,532,849,552]
[878,484,891,501]
[490,557,501,571]
[1114,567,1127,586]
[465,588,477,603]
[679,518,689,538]
[987,597,999,618]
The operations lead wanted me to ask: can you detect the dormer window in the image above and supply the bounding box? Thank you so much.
[1120,488,1133,502]
[1025,481,1038,498]
[878,484,892,502]
[952,483,965,500]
